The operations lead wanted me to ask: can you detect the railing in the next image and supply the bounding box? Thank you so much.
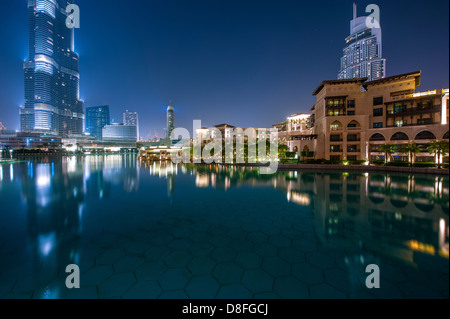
[330,149,343,153]
[347,149,361,153]
[386,122,439,128]
[347,127,361,131]
[330,139,343,142]
[347,138,361,142]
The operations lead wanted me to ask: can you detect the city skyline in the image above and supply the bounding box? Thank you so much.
[0,0,448,138]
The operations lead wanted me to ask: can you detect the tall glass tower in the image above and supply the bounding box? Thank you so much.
[123,110,139,141]
[166,105,174,139]
[338,4,386,81]
[21,0,84,137]
[86,105,110,140]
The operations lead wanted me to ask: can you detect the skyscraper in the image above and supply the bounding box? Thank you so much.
[20,0,84,137]
[167,105,175,139]
[338,4,386,82]
[123,110,139,141]
[86,105,110,140]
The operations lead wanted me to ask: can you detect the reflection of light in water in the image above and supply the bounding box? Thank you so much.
[196,174,209,188]
[67,157,76,173]
[38,232,56,257]
[36,164,51,187]
[10,164,13,181]
[289,191,311,206]
[224,176,230,191]
[211,174,216,187]
[0,165,2,181]
[439,219,449,258]
[406,240,436,256]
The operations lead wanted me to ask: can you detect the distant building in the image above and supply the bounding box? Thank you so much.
[338,3,386,82]
[0,122,5,131]
[167,105,175,139]
[123,110,139,141]
[20,0,84,136]
[102,124,137,143]
[86,106,110,140]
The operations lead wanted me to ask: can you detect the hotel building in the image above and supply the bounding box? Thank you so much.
[288,71,449,162]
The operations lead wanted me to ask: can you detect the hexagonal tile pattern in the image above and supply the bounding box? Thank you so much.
[306,252,337,270]
[242,269,273,293]
[310,283,347,299]
[164,250,192,268]
[98,273,136,298]
[235,252,262,269]
[158,268,192,291]
[134,261,167,281]
[211,247,236,263]
[213,263,243,284]
[186,275,220,299]
[123,281,162,299]
[278,247,305,264]
[187,256,216,275]
[292,263,324,285]
[82,265,114,286]
[274,276,309,299]
[95,249,124,265]
[113,255,145,273]
[216,284,252,299]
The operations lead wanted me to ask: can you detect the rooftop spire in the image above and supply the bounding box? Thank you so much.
[353,3,357,19]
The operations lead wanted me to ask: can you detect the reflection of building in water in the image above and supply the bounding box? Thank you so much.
[144,161,178,199]
[19,158,84,298]
[281,171,449,265]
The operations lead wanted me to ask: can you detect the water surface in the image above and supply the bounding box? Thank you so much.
[0,155,448,299]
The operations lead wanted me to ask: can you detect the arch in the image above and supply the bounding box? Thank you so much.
[293,146,298,152]
[391,132,409,141]
[303,146,310,152]
[390,199,408,208]
[330,121,342,131]
[369,196,384,204]
[369,133,385,141]
[443,131,449,140]
[347,120,361,128]
[414,202,434,213]
[415,131,437,140]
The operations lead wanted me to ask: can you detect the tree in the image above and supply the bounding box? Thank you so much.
[278,144,289,159]
[428,140,449,168]
[404,143,422,166]
[378,144,396,164]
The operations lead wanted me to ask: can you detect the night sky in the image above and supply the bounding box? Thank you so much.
[0,0,448,139]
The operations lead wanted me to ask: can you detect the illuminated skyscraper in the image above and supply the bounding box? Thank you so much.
[338,4,386,81]
[123,110,139,141]
[86,105,110,140]
[167,105,175,139]
[20,0,84,136]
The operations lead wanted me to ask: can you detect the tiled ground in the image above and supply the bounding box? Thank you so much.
[1,199,447,299]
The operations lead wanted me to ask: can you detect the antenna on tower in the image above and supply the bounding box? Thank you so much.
[353,3,357,19]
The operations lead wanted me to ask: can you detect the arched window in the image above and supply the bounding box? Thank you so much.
[369,133,385,141]
[303,146,310,152]
[415,131,437,140]
[293,146,298,152]
[391,132,409,141]
[330,121,342,131]
[347,120,361,128]
[444,131,449,140]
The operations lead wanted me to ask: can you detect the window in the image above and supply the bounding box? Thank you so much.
[395,120,407,127]
[347,100,355,108]
[330,134,342,142]
[373,122,383,128]
[347,111,355,116]
[373,97,384,105]
[417,118,434,125]
[347,123,357,128]
[330,155,341,161]
[373,108,383,117]
[347,155,358,161]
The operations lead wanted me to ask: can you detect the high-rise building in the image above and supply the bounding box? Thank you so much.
[123,110,139,140]
[102,124,137,143]
[0,122,5,131]
[86,106,110,140]
[20,0,84,137]
[167,105,175,139]
[338,4,386,82]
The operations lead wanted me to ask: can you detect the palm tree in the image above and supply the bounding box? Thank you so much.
[404,143,422,167]
[428,140,449,168]
[378,144,396,164]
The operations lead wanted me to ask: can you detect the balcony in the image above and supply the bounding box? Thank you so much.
[330,149,343,153]
[386,106,441,117]
[347,138,361,142]
[347,149,361,153]
[386,122,439,128]
[347,127,361,131]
